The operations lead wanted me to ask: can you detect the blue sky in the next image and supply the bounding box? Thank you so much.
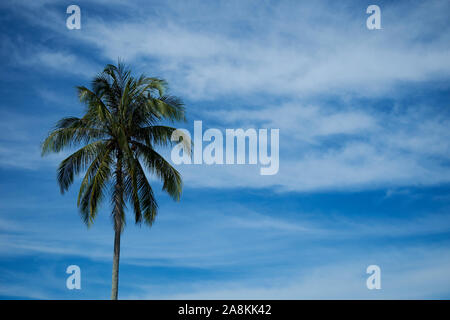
[0,0,450,299]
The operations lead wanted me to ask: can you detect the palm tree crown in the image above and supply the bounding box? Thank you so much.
[41,62,188,299]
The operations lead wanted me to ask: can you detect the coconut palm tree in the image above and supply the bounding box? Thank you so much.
[41,62,189,299]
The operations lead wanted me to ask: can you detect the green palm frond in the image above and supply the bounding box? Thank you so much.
[132,141,182,201]
[76,142,114,223]
[57,140,109,193]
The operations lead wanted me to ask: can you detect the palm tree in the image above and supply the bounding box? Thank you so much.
[41,62,189,299]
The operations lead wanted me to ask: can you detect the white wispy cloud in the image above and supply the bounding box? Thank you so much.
[172,101,450,191]
[0,110,70,170]
[2,199,450,267]
[126,245,450,299]
[6,0,450,99]
[63,0,450,99]
[2,0,449,193]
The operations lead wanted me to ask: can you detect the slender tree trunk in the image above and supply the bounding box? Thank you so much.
[111,227,121,300]
[111,149,123,300]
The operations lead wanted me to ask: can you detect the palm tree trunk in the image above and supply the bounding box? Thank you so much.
[111,227,121,300]
[111,149,123,300]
